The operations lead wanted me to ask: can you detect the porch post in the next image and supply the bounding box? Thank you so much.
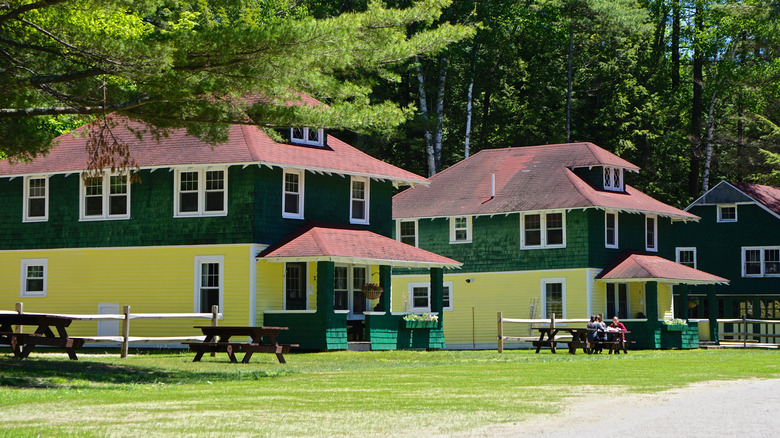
[679,284,689,320]
[317,261,335,314]
[430,267,444,327]
[707,284,718,344]
[645,281,659,323]
[378,265,392,312]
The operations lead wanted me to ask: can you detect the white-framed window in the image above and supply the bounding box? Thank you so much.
[23,176,48,222]
[521,211,566,249]
[603,166,624,191]
[350,176,369,224]
[290,128,324,146]
[194,256,223,313]
[20,259,47,297]
[645,214,657,252]
[449,216,472,244]
[676,247,697,269]
[80,173,130,220]
[541,278,566,318]
[717,205,737,223]
[408,281,453,312]
[742,247,780,277]
[397,220,418,247]
[174,168,227,217]
[605,211,618,249]
[606,283,628,319]
[282,169,304,219]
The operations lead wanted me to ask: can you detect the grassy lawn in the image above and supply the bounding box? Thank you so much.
[0,348,778,437]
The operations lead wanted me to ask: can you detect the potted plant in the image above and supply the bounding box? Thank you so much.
[361,283,383,300]
[402,313,439,328]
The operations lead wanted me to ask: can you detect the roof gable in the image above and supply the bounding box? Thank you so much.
[688,181,780,219]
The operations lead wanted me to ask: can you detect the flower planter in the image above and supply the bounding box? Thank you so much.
[663,324,685,332]
[402,320,437,329]
[363,291,382,300]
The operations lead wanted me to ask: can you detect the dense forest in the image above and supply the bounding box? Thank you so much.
[2,1,779,208]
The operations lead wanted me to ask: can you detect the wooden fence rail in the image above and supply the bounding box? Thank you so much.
[1,303,222,358]
[689,316,780,348]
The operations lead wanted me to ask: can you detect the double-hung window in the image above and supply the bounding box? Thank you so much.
[290,128,324,146]
[282,169,304,219]
[23,176,48,222]
[80,173,130,220]
[605,211,618,248]
[717,205,737,222]
[175,169,227,217]
[742,247,780,277]
[397,220,418,247]
[20,259,47,297]
[676,247,697,268]
[541,279,565,318]
[645,214,657,252]
[285,262,307,310]
[408,282,453,312]
[449,216,472,243]
[195,256,223,313]
[350,177,369,224]
[521,212,566,249]
[603,166,624,191]
[606,283,628,319]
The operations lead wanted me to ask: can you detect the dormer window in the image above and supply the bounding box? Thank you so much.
[603,166,624,192]
[291,127,324,146]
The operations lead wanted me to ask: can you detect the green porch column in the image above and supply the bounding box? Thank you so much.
[679,284,689,320]
[317,261,335,314]
[377,265,392,312]
[430,267,444,326]
[645,281,659,324]
[708,284,719,343]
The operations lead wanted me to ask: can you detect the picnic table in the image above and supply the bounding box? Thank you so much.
[533,327,589,354]
[185,326,297,364]
[0,313,85,360]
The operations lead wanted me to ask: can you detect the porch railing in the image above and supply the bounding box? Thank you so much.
[689,316,780,347]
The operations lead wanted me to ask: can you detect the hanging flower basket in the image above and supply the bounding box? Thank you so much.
[361,283,383,300]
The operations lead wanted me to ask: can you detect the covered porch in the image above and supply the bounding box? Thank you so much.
[257,224,461,350]
[597,251,729,349]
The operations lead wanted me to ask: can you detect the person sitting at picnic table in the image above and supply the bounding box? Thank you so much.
[587,315,605,353]
[608,316,627,343]
[595,315,608,341]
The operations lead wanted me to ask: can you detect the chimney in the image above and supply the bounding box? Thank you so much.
[491,173,495,199]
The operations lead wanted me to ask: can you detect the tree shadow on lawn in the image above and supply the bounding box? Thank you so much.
[0,351,290,389]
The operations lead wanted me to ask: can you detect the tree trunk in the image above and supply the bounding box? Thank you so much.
[415,57,436,177]
[671,0,681,89]
[433,56,447,173]
[689,2,704,197]
[702,92,718,192]
[464,44,478,159]
[566,22,574,143]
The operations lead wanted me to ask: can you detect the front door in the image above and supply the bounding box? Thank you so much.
[606,283,628,319]
[334,265,369,320]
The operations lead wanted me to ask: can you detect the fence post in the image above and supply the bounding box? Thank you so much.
[497,312,504,354]
[15,302,23,333]
[551,313,556,332]
[743,314,748,348]
[211,305,219,357]
[121,305,130,358]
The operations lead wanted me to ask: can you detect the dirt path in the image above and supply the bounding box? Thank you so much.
[461,378,780,437]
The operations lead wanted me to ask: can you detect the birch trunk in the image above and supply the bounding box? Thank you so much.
[415,57,435,177]
[433,56,447,172]
[702,92,718,192]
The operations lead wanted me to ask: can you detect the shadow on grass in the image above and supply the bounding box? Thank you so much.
[0,350,293,389]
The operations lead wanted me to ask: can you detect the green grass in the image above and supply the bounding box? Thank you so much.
[0,348,778,437]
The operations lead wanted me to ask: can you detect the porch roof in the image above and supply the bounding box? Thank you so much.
[257,223,462,269]
[596,251,729,285]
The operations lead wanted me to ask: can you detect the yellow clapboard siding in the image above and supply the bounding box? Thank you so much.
[0,245,254,337]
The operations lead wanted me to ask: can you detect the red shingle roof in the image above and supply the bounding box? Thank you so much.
[393,143,697,220]
[730,182,780,217]
[0,118,427,186]
[258,223,461,268]
[596,251,728,285]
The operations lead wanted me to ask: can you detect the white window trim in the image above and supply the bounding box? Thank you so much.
[605,283,630,319]
[23,176,49,222]
[742,246,780,278]
[449,216,472,244]
[290,128,324,146]
[174,168,228,218]
[603,166,624,191]
[396,219,419,247]
[645,214,658,252]
[194,255,224,313]
[349,176,370,225]
[541,278,566,319]
[20,259,47,297]
[675,247,697,269]
[79,173,131,221]
[520,211,567,249]
[282,169,305,219]
[408,281,453,312]
[717,204,738,223]
[605,210,619,249]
